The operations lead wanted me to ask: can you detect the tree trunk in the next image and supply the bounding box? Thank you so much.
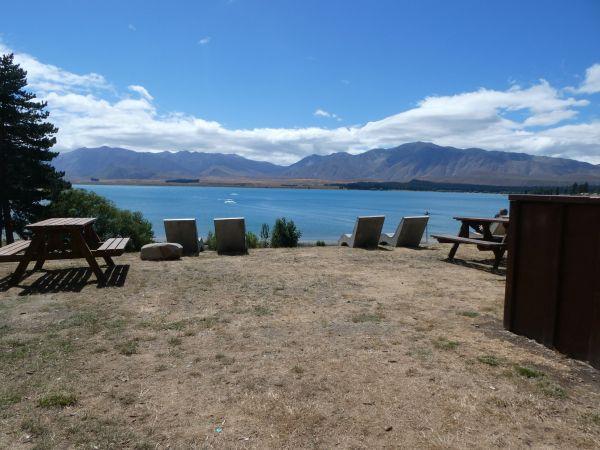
[1,200,14,244]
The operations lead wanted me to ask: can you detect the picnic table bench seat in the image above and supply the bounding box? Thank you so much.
[432,233,507,270]
[93,237,130,256]
[0,240,31,262]
[432,234,505,248]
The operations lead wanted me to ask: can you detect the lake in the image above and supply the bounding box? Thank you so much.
[75,184,508,242]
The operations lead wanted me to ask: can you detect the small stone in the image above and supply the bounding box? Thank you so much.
[385,426,393,432]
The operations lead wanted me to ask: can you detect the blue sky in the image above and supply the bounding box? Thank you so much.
[1,0,599,163]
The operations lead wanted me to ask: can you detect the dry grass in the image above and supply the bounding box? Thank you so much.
[0,245,599,448]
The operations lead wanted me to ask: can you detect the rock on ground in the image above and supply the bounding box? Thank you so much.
[140,242,183,260]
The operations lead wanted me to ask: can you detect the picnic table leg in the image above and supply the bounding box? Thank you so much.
[10,235,44,283]
[492,248,505,270]
[33,259,46,270]
[84,226,113,266]
[482,223,493,241]
[448,222,469,260]
[103,256,115,266]
[71,230,106,284]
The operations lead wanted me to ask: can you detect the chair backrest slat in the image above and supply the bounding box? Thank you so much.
[351,216,385,249]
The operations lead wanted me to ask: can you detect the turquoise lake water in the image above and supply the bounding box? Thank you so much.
[76,185,508,242]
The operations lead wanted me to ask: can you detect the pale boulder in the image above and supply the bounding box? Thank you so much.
[140,242,183,261]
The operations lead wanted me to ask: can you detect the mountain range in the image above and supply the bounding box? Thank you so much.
[53,142,600,186]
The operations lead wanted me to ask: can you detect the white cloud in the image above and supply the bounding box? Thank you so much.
[314,108,342,122]
[2,42,600,165]
[128,85,153,101]
[568,63,600,94]
[128,24,136,31]
[198,37,211,45]
[0,43,109,95]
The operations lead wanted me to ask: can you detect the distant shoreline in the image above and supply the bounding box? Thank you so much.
[72,178,581,195]
[73,178,340,190]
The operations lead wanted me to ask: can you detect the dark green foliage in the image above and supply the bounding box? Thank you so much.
[332,179,600,195]
[47,189,153,250]
[260,223,270,247]
[0,53,70,243]
[205,230,217,250]
[316,240,326,246]
[270,217,302,248]
[246,231,258,249]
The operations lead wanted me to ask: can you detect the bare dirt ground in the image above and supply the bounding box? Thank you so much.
[0,245,599,449]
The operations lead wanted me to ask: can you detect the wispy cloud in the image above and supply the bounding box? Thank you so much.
[1,41,599,165]
[128,24,136,31]
[128,85,153,101]
[314,108,342,121]
[567,63,600,94]
[198,36,211,45]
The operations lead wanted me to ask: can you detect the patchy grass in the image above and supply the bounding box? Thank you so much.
[351,312,384,323]
[0,246,598,448]
[477,355,501,366]
[115,339,139,356]
[168,336,182,346]
[215,353,235,365]
[580,412,600,427]
[433,337,459,350]
[37,392,78,408]
[253,305,273,316]
[537,379,567,399]
[457,310,479,318]
[408,345,433,361]
[57,311,100,332]
[514,365,544,379]
[0,391,21,409]
[21,417,49,438]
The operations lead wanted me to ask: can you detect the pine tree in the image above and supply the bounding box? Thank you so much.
[0,53,69,245]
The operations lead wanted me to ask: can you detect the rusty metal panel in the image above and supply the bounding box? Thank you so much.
[504,195,600,369]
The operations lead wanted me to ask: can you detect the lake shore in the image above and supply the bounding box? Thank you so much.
[1,245,598,448]
[73,178,341,189]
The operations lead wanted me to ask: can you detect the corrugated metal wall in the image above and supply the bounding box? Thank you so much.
[504,195,600,369]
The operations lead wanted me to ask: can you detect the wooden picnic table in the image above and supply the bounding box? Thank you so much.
[2,218,129,285]
[452,216,509,242]
[432,216,509,270]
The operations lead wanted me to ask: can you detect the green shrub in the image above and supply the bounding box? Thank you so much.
[246,231,259,249]
[270,217,302,248]
[205,230,217,250]
[48,189,153,250]
[260,223,270,247]
[316,240,326,246]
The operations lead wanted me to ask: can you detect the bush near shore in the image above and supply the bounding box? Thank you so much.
[47,189,153,250]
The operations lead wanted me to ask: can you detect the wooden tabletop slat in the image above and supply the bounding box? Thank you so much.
[27,217,96,229]
[453,216,510,224]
